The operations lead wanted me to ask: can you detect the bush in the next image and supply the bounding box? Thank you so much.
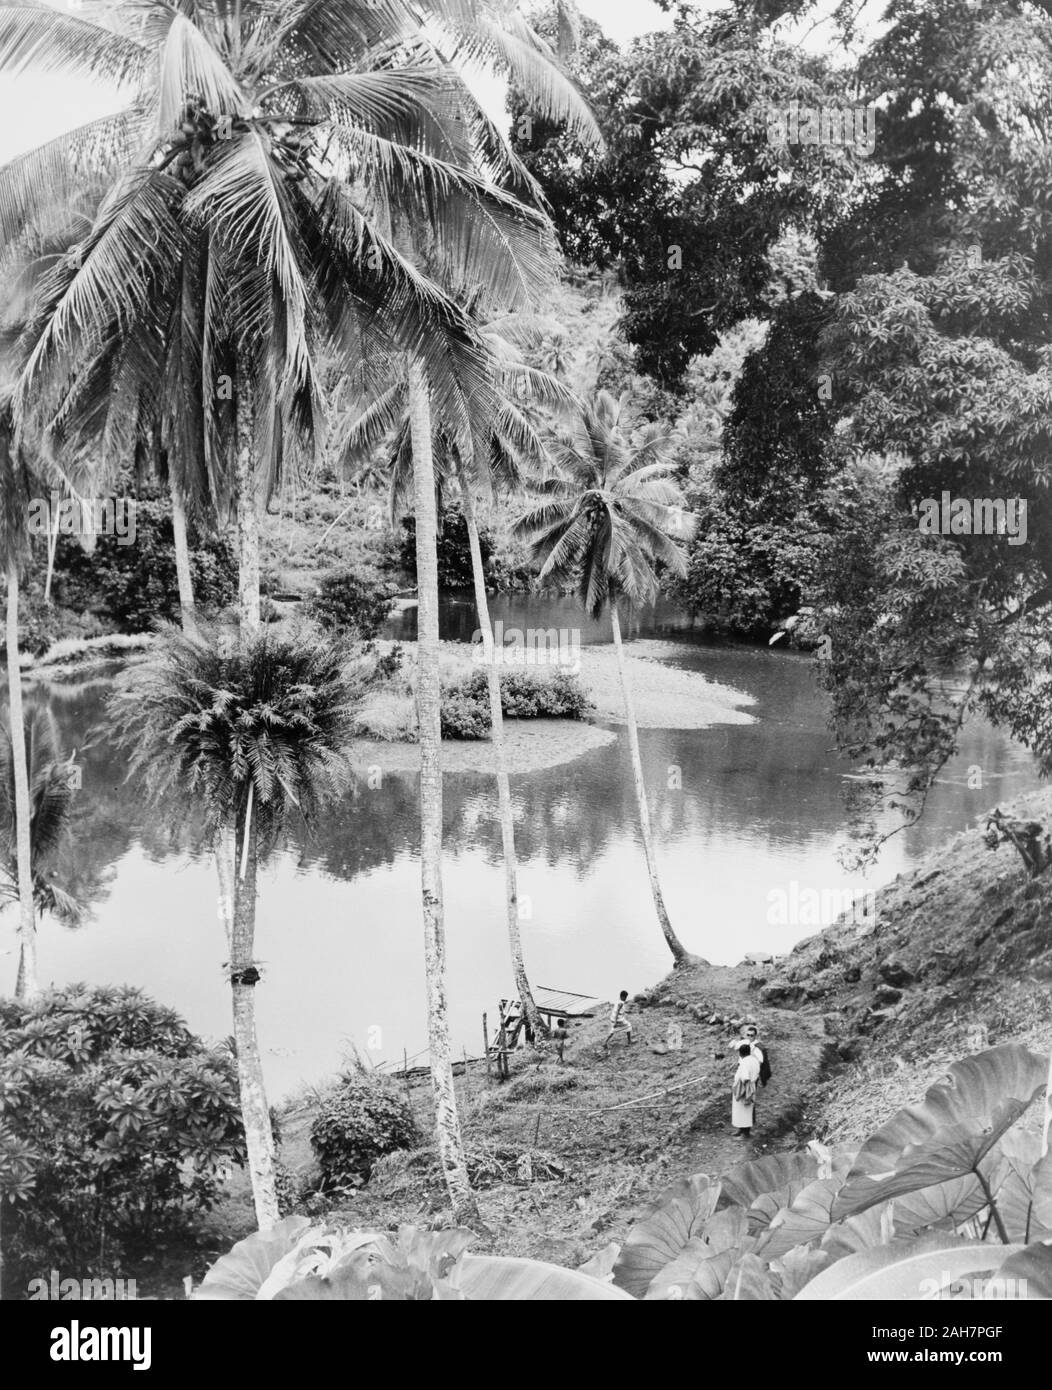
[440,688,491,740]
[0,985,245,1292]
[455,669,593,722]
[49,497,237,632]
[309,1072,419,1190]
[305,566,393,639]
[395,505,490,590]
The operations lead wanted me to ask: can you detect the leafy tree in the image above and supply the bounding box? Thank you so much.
[510,4,859,387]
[0,984,245,1293]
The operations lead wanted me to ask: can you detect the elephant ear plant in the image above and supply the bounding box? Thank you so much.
[193,1218,633,1301]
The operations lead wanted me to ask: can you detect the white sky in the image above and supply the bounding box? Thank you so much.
[0,0,880,166]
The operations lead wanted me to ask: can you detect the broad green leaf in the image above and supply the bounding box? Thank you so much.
[991,1150,1052,1244]
[193,1215,312,1299]
[721,1252,776,1300]
[645,1241,733,1301]
[796,1235,1021,1301]
[822,1201,896,1260]
[892,1173,988,1235]
[770,1245,832,1299]
[459,1255,634,1301]
[757,1176,845,1260]
[577,1242,620,1282]
[719,1150,818,1211]
[832,1046,1046,1221]
[995,1240,1052,1299]
[702,1204,749,1253]
[612,1173,720,1298]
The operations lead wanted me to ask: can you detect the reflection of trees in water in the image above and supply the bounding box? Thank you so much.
[16,662,1038,916]
[21,678,202,919]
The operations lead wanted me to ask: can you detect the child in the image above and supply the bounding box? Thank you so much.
[604,990,633,1048]
[552,1017,569,1064]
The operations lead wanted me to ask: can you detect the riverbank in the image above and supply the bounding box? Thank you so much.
[141,784,1052,1299]
[348,637,754,773]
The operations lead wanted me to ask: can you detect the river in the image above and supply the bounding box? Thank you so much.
[3,594,1041,1096]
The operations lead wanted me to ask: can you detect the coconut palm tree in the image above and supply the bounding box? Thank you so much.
[0,0,553,635]
[513,389,696,966]
[337,327,577,1042]
[0,704,83,992]
[0,401,37,998]
[108,622,359,1228]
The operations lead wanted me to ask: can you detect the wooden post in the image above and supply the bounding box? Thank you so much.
[403,1048,411,1110]
[533,1110,542,1147]
[483,1013,492,1078]
[462,1046,470,1102]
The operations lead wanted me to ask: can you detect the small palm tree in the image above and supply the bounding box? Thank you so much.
[108,623,359,1228]
[0,705,83,991]
[514,389,696,966]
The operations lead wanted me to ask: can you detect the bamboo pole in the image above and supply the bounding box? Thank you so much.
[483,1013,491,1078]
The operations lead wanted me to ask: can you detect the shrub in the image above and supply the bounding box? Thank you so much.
[440,688,491,740]
[309,1072,419,1190]
[456,669,593,722]
[305,566,393,639]
[395,505,490,590]
[0,984,246,1291]
[49,497,237,632]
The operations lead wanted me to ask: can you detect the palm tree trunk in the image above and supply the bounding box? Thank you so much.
[609,602,691,967]
[230,806,279,1230]
[169,476,198,638]
[235,387,260,634]
[407,358,478,1224]
[6,557,38,999]
[43,500,59,606]
[458,467,543,1041]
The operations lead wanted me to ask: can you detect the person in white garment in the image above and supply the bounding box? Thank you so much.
[732,1042,761,1138]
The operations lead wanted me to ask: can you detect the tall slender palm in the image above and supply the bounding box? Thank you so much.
[0,704,83,992]
[514,389,696,966]
[109,623,359,1228]
[338,329,577,1042]
[0,401,36,997]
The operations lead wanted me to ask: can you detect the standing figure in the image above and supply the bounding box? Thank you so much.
[604,990,633,1048]
[732,1042,760,1138]
[741,1022,771,1087]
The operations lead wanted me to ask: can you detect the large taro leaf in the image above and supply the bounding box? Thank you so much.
[796,1233,1023,1301]
[994,1240,1052,1299]
[272,1253,633,1301]
[612,1173,720,1298]
[719,1151,818,1213]
[749,1177,820,1236]
[720,1252,776,1300]
[832,1046,1046,1222]
[993,1138,1052,1244]
[193,1216,313,1299]
[892,1174,989,1236]
[757,1176,846,1261]
[770,1245,832,1299]
[645,1242,736,1301]
[703,1204,750,1253]
[458,1256,635,1300]
[822,1202,896,1260]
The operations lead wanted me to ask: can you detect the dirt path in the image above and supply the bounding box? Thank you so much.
[284,962,833,1269]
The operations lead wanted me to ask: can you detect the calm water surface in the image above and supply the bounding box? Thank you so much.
[4,595,1040,1095]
